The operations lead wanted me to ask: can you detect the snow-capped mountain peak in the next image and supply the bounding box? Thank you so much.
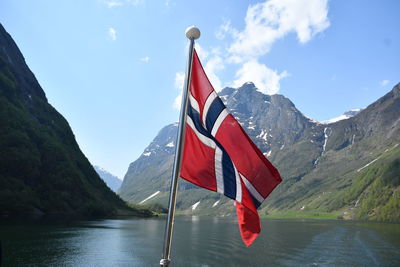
[323,108,363,124]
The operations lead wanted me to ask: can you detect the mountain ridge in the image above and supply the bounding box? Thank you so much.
[94,166,122,193]
[119,81,400,222]
[0,23,131,217]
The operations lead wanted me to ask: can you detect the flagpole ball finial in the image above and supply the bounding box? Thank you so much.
[185,26,200,40]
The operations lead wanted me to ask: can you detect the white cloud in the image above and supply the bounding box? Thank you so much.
[103,0,143,7]
[173,92,182,110]
[165,0,173,7]
[204,55,224,91]
[228,0,330,61]
[140,56,150,62]
[103,1,123,8]
[173,72,185,110]
[173,44,224,109]
[380,79,390,87]
[108,27,117,41]
[171,0,330,110]
[192,44,224,91]
[174,72,185,90]
[232,60,288,94]
[127,0,144,5]
[215,19,236,40]
[194,43,209,61]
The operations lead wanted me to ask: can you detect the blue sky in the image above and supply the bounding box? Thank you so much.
[1,0,399,178]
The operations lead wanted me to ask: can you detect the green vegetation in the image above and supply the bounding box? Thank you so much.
[129,202,168,215]
[267,146,400,223]
[354,156,400,222]
[116,46,400,224]
[0,29,149,218]
[272,139,321,179]
[263,212,338,220]
[316,147,400,222]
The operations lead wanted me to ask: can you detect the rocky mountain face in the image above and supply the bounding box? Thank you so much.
[0,24,128,216]
[119,81,400,221]
[267,83,400,219]
[119,123,177,203]
[94,166,122,192]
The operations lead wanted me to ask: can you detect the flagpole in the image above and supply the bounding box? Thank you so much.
[160,26,200,267]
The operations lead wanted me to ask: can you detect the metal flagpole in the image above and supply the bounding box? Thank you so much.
[160,26,200,267]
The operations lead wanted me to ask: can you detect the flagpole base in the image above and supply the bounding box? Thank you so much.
[160,258,171,267]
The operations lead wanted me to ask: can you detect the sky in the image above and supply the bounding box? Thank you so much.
[1,0,399,178]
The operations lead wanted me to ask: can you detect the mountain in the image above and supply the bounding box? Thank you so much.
[94,166,122,192]
[118,82,323,209]
[0,24,132,217]
[119,81,400,222]
[119,123,178,205]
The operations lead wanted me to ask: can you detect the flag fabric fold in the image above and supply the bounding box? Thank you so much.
[180,48,282,246]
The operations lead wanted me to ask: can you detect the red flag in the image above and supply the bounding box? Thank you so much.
[180,49,282,246]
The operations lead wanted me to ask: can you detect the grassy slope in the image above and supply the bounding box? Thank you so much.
[336,146,400,222]
[262,145,400,221]
[121,106,400,222]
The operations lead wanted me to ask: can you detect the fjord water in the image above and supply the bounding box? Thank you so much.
[1,217,400,266]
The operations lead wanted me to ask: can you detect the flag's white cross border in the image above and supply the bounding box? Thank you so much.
[186,92,265,205]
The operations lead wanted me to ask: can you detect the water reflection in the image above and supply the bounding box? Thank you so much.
[212,216,219,224]
[1,217,400,266]
[191,215,200,222]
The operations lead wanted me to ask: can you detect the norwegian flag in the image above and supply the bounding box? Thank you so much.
[180,49,282,246]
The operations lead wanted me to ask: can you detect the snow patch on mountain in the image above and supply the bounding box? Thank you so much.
[139,191,160,204]
[356,143,399,173]
[304,109,363,125]
[264,150,272,157]
[212,200,220,207]
[303,114,322,124]
[357,158,380,172]
[192,201,201,210]
[257,130,268,141]
[323,109,363,124]
[94,165,123,192]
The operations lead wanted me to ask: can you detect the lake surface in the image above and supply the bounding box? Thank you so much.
[1,216,400,266]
